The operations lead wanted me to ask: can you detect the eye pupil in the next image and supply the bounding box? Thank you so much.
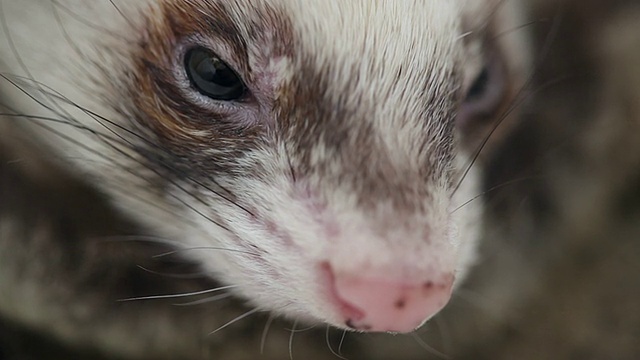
[185,48,245,101]
[194,58,236,87]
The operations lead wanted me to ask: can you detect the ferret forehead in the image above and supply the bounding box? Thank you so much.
[281,0,463,107]
[274,1,462,66]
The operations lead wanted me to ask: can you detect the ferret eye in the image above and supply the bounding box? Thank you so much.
[459,54,506,121]
[185,47,246,101]
[466,67,490,101]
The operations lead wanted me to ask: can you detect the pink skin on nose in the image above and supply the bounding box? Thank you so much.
[323,264,454,333]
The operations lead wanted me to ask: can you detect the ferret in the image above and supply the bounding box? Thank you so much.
[0,0,529,358]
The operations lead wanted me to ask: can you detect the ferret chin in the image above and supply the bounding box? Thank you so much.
[0,0,528,358]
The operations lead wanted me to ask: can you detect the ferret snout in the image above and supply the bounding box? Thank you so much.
[322,263,454,333]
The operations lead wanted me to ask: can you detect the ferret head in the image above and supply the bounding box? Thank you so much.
[0,0,527,332]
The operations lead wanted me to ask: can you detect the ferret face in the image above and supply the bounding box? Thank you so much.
[0,0,525,333]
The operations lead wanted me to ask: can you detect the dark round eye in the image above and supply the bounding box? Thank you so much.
[185,47,246,101]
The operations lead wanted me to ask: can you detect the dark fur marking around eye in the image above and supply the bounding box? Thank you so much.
[118,1,294,180]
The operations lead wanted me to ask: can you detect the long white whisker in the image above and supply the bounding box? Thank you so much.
[99,236,261,258]
[136,265,210,280]
[338,329,348,356]
[98,235,187,247]
[153,246,261,259]
[410,332,451,360]
[288,320,298,360]
[434,316,454,356]
[208,308,261,335]
[284,324,316,333]
[326,325,349,360]
[260,314,276,355]
[452,175,541,213]
[173,293,234,306]
[117,285,239,302]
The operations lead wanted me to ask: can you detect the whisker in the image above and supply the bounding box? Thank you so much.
[0,30,110,146]
[326,326,349,360]
[259,313,276,355]
[50,1,92,74]
[20,82,258,219]
[117,284,239,302]
[208,308,261,335]
[477,0,512,35]
[1,112,151,189]
[338,329,348,356]
[49,0,127,40]
[456,30,474,41]
[2,38,254,232]
[0,77,154,173]
[453,9,567,197]
[135,265,210,280]
[288,319,298,360]
[2,73,162,149]
[98,235,188,248]
[0,1,61,113]
[453,87,532,196]
[434,316,454,356]
[1,75,175,168]
[452,175,541,213]
[107,0,136,29]
[452,70,572,211]
[189,174,256,218]
[0,74,80,126]
[152,246,261,259]
[284,324,316,333]
[410,332,451,360]
[172,293,234,307]
[492,19,548,41]
[1,75,245,230]
[0,109,136,153]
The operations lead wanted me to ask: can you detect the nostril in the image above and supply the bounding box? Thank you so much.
[324,264,454,333]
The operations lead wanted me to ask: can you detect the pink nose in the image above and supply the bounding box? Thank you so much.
[327,266,454,333]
